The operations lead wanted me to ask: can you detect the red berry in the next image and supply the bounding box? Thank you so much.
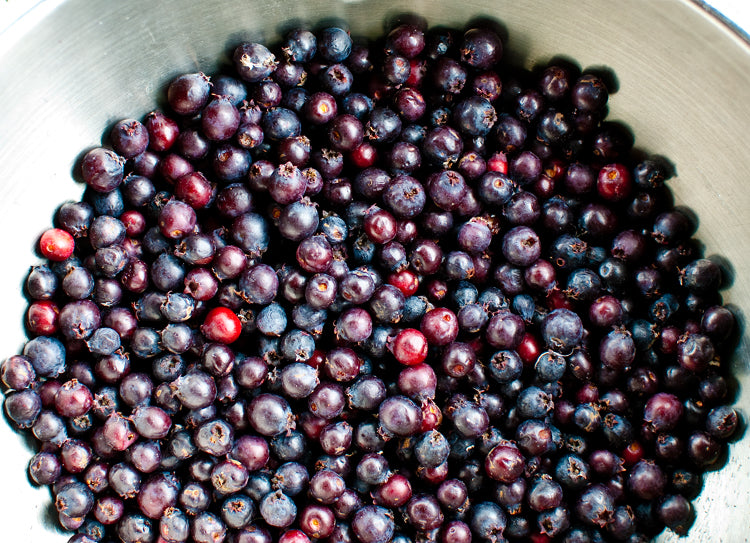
[622,441,645,466]
[363,207,397,244]
[39,228,75,261]
[307,349,326,369]
[545,159,567,181]
[517,333,542,366]
[406,59,426,87]
[279,530,311,543]
[349,142,377,168]
[26,300,59,336]
[487,152,508,173]
[546,287,573,310]
[120,210,147,237]
[388,269,419,297]
[145,110,179,152]
[425,278,448,303]
[372,473,412,507]
[174,171,214,209]
[420,307,459,346]
[597,163,632,201]
[201,307,242,344]
[420,398,443,432]
[418,462,449,485]
[390,328,428,365]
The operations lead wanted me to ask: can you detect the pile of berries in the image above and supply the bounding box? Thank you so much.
[2,19,742,543]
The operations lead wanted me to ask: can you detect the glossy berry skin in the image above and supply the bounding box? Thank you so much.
[364,208,398,244]
[145,110,179,152]
[234,42,277,84]
[40,229,75,261]
[461,28,503,69]
[677,333,715,372]
[372,473,411,509]
[390,328,428,365]
[55,379,93,418]
[2,23,745,543]
[5,389,42,428]
[486,311,525,349]
[599,329,636,370]
[347,376,386,411]
[26,300,59,336]
[386,24,425,58]
[658,494,694,535]
[56,481,95,519]
[158,200,197,240]
[26,265,58,300]
[298,505,335,539]
[470,501,507,541]
[23,336,66,378]
[167,72,211,115]
[201,307,242,344]
[138,474,179,519]
[628,459,666,500]
[598,163,632,201]
[420,307,459,346]
[29,452,62,486]
[706,405,739,439]
[175,172,213,209]
[485,441,525,483]
[573,74,609,111]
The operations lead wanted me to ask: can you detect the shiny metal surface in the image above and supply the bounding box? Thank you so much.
[0,0,748,541]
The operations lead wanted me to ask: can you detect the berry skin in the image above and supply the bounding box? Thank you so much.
[39,229,75,261]
[597,163,632,201]
[201,307,242,344]
[26,300,59,336]
[487,152,508,173]
[388,269,419,297]
[390,328,428,365]
[3,21,744,543]
[279,529,311,543]
[485,441,525,483]
[516,333,542,365]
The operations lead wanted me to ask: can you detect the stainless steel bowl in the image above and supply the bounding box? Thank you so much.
[1,0,748,541]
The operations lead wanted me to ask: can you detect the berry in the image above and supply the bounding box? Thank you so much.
[390,328,428,365]
[201,307,242,344]
[39,229,75,261]
[1,20,742,543]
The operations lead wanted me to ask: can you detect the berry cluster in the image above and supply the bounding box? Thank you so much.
[2,19,741,543]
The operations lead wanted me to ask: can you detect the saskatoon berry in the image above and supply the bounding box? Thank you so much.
[2,20,743,543]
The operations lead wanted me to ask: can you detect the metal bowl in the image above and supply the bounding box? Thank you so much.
[0,0,748,541]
